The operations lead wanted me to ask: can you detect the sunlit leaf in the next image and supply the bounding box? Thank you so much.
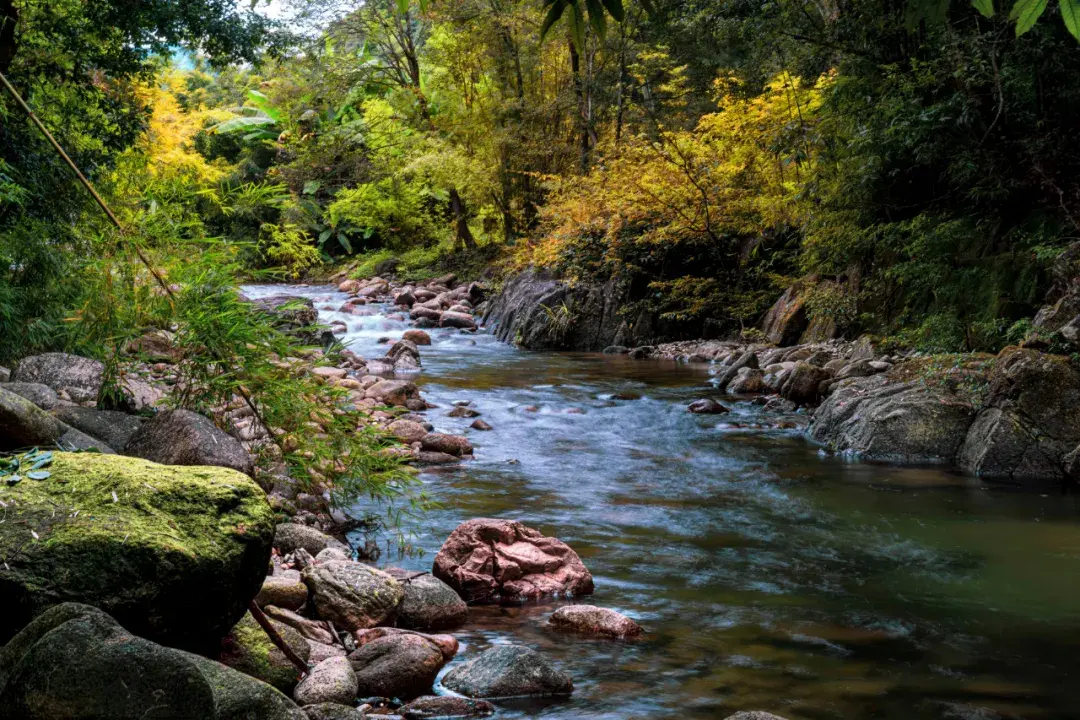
[1061,0,1080,39]
[972,0,995,16]
[1010,0,1048,34]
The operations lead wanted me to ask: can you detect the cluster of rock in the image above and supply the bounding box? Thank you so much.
[336,273,484,333]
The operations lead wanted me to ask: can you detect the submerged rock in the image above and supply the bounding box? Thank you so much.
[441,645,573,699]
[0,603,305,720]
[688,398,729,414]
[548,605,643,638]
[399,696,495,719]
[125,408,254,476]
[432,518,593,603]
[0,453,274,652]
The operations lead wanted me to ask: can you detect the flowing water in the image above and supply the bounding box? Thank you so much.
[245,285,1080,720]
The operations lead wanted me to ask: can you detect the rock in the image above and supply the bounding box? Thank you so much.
[548,605,643,638]
[0,365,8,382]
[835,359,879,380]
[402,329,431,345]
[347,632,450,699]
[470,419,493,431]
[258,575,310,611]
[263,607,337,646]
[399,696,495,719]
[628,346,654,360]
[302,561,404,632]
[119,375,168,411]
[760,284,810,346]
[57,425,116,453]
[723,714,790,720]
[386,339,422,368]
[440,311,477,329]
[126,329,181,362]
[313,367,348,381]
[712,351,759,390]
[688,398,729,414]
[125,408,254,476]
[957,347,1080,481]
[603,345,630,354]
[421,433,473,456]
[1,382,59,410]
[352,627,459,661]
[411,306,443,322]
[417,451,459,464]
[0,453,273,651]
[0,604,306,720]
[808,373,975,465]
[0,386,63,449]
[448,405,480,418]
[780,361,831,407]
[441,645,573,699]
[727,368,766,394]
[365,379,421,407]
[388,420,429,443]
[432,518,593,603]
[385,570,468,631]
[221,611,311,693]
[374,257,402,276]
[307,641,348,665]
[51,406,145,450]
[339,279,361,293]
[253,295,320,337]
[316,547,352,564]
[12,352,104,403]
[294,657,358,707]
[275,523,350,557]
[303,703,366,720]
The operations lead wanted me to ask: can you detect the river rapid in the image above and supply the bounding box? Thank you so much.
[245,284,1080,720]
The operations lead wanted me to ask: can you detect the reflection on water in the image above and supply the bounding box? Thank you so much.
[245,285,1080,720]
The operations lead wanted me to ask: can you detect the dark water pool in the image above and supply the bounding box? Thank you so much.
[246,285,1080,720]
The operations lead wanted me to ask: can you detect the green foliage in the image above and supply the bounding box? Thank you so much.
[327,178,442,250]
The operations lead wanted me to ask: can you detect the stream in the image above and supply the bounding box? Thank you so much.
[245,284,1080,720]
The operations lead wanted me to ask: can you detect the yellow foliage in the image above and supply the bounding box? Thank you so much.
[513,72,832,277]
[142,71,230,183]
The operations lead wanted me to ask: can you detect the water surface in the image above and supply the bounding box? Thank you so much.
[246,284,1080,720]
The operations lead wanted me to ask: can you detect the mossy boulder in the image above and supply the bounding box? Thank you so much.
[0,453,274,652]
[220,611,310,694]
[0,603,306,720]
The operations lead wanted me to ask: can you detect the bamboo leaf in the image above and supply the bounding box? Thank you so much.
[585,0,608,38]
[540,0,568,40]
[1010,0,1048,34]
[570,1,587,52]
[600,0,626,21]
[1061,0,1080,39]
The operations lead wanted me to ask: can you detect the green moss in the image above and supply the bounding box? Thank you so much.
[220,611,309,693]
[0,453,271,563]
[0,453,275,651]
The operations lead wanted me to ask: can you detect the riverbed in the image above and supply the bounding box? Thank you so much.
[247,284,1080,720]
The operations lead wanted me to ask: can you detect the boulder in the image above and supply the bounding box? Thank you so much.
[125,408,254,476]
[257,575,310,611]
[385,570,468,630]
[417,451,460,465]
[727,368,766,394]
[712,351,759,391]
[352,627,459,662]
[294,657,358,707]
[548,605,643,638]
[399,696,495,720]
[808,373,975,466]
[0,604,306,720]
[252,295,320,336]
[365,379,421,407]
[470,419,493,431]
[307,641,348,665]
[440,311,477,330]
[410,307,442,322]
[0,453,274,652]
[263,607,337,646]
[441,645,573,699]
[724,714,790,720]
[403,330,431,345]
[688,398,729,414]
[448,405,481,418]
[220,611,311,693]
[302,561,404,632]
[12,352,104,404]
[432,518,594,603]
[275,523,350,557]
[389,419,428,443]
[420,433,473,457]
[51,406,145,451]
[957,347,1080,481]
[126,330,181,363]
[347,632,451,699]
[1,382,59,410]
[0,386,63,450]
[780,361,831,407]
[385,339,422,370]
[57,426,116,453]
[303,703,366,720]
[760,284,809,346]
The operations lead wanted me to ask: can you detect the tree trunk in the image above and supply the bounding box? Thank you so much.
[449,188,476,251]
[0,0,17,72]
[569,38,589,174]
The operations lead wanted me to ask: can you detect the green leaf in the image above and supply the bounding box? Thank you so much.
[569,1,587,52]
[212,116,276,135]
[972,0,995,16]
[585,0,608,38]
[338,234,353,254]
[318,229,333,243]
[540,0,568,41]
[396,0,409,14]
[304,180,322,195]
[26,471,50,480]
[600,0,626,20]
[1010,0,1048,34]
[1061,0,1080,39]
[247,90,282,122]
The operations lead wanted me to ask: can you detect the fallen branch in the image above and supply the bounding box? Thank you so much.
[248,601,310,676]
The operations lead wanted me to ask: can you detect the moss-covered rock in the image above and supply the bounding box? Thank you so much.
[220,611,310,694]
[0,453,274,652]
